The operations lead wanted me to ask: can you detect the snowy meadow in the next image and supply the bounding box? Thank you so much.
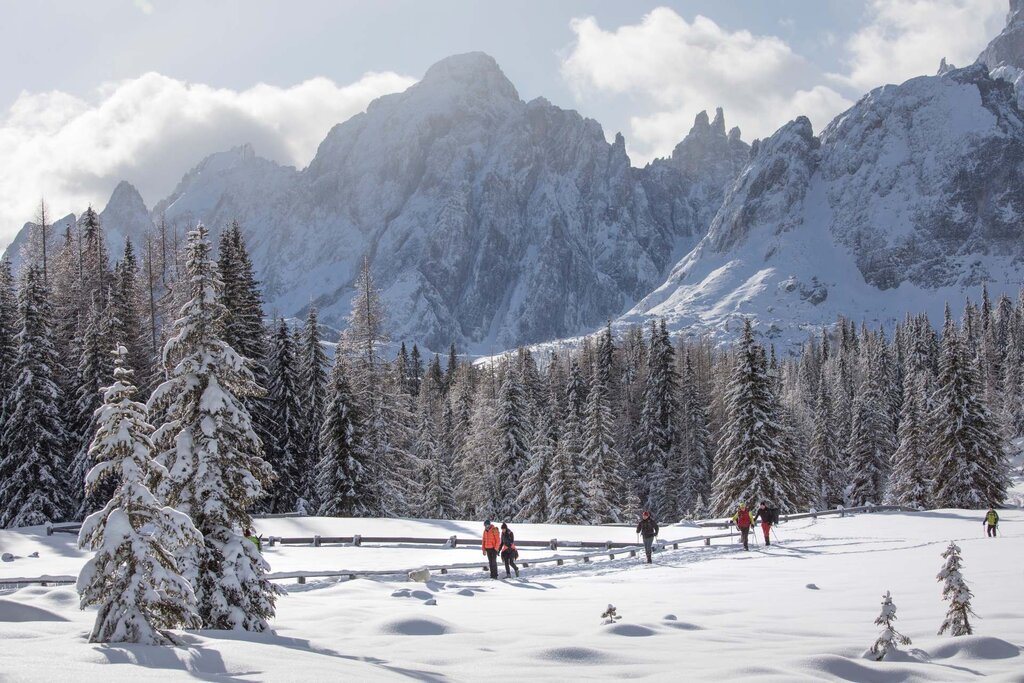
[2,509,1023,681]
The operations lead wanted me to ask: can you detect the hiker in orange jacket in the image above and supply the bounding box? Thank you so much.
[482,519,501,579]
[731,503,754,551]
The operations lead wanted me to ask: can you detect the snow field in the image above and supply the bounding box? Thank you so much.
[1,509,1022,681]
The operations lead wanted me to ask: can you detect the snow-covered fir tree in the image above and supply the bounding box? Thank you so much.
[809,378,843,509]
[0,257,18,429]
[677,350,712,515]
[930,310,1010,508]
[316,358,371,517]
[298,304,329,504]
[0,266,70,527]
[77,345,202,645]
[937,541,976,636]
[265,318,305,513]
[493,362,532,520]
[869,591,911,660]
[888,370,932,508]
[148,225,279,631]
[547,379,588,524]
[846,336,895,506]
[581,366,623,522]
[70,296,115,518]
[414,387,457,519]
[517,410,555,522]
[634,320,678,517]
[217,221,273,475]
[712,320,795,515]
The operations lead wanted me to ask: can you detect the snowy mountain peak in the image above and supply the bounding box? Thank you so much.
[100,181,154,256]
[711,107,726,135]
[104,181,148,217]
[417,51,520,103]
[977,0,1024,71]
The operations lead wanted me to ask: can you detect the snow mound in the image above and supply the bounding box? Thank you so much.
[603,623,658,637]
[374,616,455,636]
[0,599,68,623]
[538,646,618,664]
[929,636,1021,660]
[390,588,433,601]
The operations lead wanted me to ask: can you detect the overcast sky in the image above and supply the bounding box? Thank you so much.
[0,0,1011,248]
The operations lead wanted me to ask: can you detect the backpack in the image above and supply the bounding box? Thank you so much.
[769,508,780,525]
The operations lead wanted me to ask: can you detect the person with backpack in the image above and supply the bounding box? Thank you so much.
[731,503,754,550]
[635,511,659,563]
[499,523,519,578]
[482,519,501,579]
[243,527,262,552]
[984,508,999,537]
[755,502,776,546]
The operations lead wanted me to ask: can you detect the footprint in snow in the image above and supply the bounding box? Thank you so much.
[806,583,820,590]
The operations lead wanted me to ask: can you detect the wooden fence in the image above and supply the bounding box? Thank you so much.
[3,504,915,589]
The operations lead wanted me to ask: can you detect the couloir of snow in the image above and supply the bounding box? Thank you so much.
[1,508,1022,681]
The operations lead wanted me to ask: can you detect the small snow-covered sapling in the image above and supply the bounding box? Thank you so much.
[601,604,621,624]
[869,591,911,661]
[937,541,976,636]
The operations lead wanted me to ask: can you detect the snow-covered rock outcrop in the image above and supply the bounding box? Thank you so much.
[624,62,1024,347]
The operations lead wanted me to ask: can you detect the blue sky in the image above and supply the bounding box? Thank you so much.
[0,0,1011,246]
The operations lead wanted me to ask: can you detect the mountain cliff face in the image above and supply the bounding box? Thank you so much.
[150,53,747,351]
[625,61,1024,346]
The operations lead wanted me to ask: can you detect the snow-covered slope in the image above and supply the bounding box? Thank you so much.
[623,61,1024,348]
[1,510,1022,680]
[3,213,76,275]
[149,53,747,351]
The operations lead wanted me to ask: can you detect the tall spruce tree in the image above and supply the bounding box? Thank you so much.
[930,311,1009,508]
[265,318,305,513]
[888,370,932,508]
[581,366,623,522]
[299,304,329,503]
[0,266,70,527]
[494,363,532,520]
[678,350,713,515]
[517,410,555,522]
[711,320,795,514]
[316,359,371,516]
[809,379,844,509]
[846,337,895,506]
[148,225,279,631]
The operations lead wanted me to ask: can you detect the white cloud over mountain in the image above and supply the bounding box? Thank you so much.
[0,70,414,247]
[561,1,1006,164]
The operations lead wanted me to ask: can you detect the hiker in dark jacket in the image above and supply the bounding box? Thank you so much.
[731,503,754,550]
[636,511,659,563]
[984,509,999,537]
[755,502,775,546]
[499,523,519,578]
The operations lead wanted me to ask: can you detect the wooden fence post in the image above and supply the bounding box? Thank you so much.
[313,535,321,547]
[353,534,362,547]
[298,576,306,585]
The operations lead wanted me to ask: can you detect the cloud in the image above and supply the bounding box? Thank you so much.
[133,0,155,15]
[0,71,415,248]
[839,0,1006,91]
[561,8,854,165]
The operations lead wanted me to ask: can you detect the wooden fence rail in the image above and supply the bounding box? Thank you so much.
[4,505,917,589]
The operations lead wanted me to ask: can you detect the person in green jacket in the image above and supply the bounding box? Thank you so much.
[984,509,999,538]
[244,527,262,552]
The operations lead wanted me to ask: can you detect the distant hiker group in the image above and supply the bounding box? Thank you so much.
[731,502,779,550]
[482,520,519,579]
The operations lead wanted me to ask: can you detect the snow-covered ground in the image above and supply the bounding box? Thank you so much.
[1,508,1022,681]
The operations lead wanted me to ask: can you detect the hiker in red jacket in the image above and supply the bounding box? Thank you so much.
[755,502,775,547]
[731,503,754,551]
